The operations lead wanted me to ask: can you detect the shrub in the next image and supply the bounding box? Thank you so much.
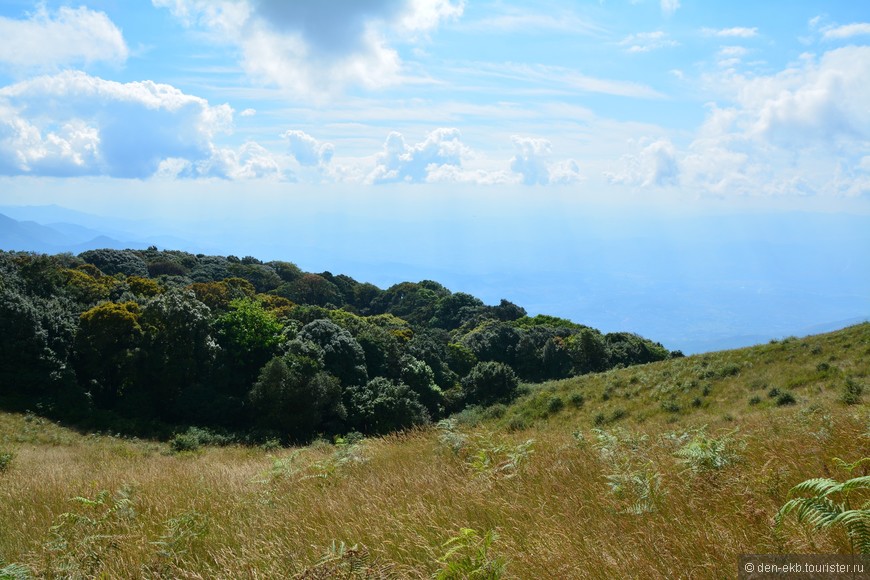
[546,396,564,415]
[169,426,233,453]
[776,392,797,406]
[0,450,13,473]
[570,393,585,408]
[461,362,519,407]
[842,378,864,405]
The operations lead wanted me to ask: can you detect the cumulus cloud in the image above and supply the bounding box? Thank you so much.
[0,71,233,178]
[620,31,679,54]
[616,46,870,196]
[739,47,870,145]
[510,137,551,185]
[607,138,679,188]
[510,136,581,186]
[368,127,470,183]
[0,5,128,70]
[159,142,282,180]
[154,0,464,97]
[284,130,334,166]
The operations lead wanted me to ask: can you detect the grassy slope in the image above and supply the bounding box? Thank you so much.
[0,324,868,578]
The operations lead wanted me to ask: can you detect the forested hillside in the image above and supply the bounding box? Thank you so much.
[0,248,676,441]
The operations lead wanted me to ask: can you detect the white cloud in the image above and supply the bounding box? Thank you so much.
[661,0,680,17]
[740,47,870,145]
[162,142,282,180]
[510,136,551,185]
[620,31,679,54]
[822,22,870,40]
[702,27,759,38]
[240,108,257,117]
[606,138,679,187]
[0,71,233,178]
[510,136,581,186]
[618,46,870,196]
[284,130,334,166]
[0,5,127,71]
[154,0,464,98]
[367,127,470,184]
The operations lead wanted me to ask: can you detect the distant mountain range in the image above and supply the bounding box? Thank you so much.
[0,205,210,255]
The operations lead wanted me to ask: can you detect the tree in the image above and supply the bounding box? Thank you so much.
[430,292,485,330]
[227,262,282,293]
[249,349,344,441]
[75,302,143,408]
[268,260,303,283]
[461,321,522,366]
[565,328,608,374]
[189,255,231,283]
[0,288,78,411]
[605,332,670,367]
[492,298,527,322]
[346,377,429,435]
[400,355,443,416]
[298,319,368,386]
[370,281,448,326]
[214,298,283,396]
[79,249,148,277]
[461,361,520,407]
[140,289,218,420]
[276,274,342,307]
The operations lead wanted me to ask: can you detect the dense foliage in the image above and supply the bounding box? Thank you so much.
[0,248,676,441]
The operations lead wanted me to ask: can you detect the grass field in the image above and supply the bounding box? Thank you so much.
[1,324,868,578]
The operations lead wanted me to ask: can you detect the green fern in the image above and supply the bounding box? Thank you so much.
[436,528,505,580]
[776,458,870,554]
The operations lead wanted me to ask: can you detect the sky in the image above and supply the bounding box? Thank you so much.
[1,0,869,352]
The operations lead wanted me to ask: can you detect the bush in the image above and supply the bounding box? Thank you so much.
[570,393,585,408]
[461,361,519,407]
[842,378,864,405]
[0,450,13,472]
[546,396,564,415]
[169,426,233,453]
[776,392,797,406]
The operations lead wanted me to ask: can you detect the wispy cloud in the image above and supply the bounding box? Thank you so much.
[702,27,759,38]
[459,62,665,99]
[620,31,679,53]
[822,22,870,40]
[661,0,680,17]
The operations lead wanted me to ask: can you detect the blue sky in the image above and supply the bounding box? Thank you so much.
[1,0,869,351]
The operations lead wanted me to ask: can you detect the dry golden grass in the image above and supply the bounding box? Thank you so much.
[1,324,868,578]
